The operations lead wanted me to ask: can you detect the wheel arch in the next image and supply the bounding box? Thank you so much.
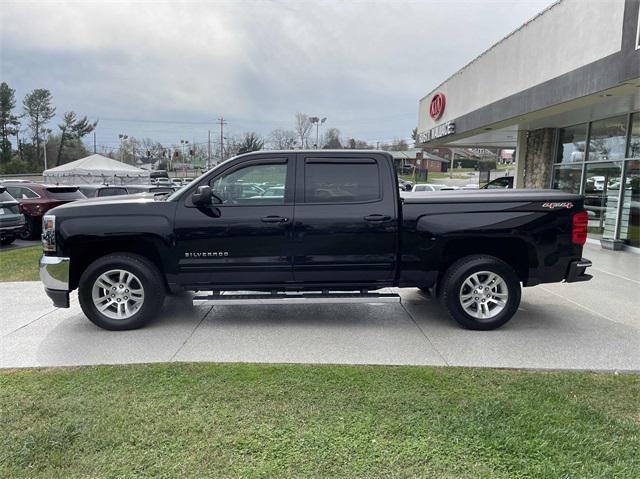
[439,237,535,284]
[67,236,169,292]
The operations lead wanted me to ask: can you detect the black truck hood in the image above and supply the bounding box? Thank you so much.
[48,194,174,217]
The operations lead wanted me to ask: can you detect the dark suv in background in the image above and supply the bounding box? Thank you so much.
[0,186,24,245]
[2,183,85,239]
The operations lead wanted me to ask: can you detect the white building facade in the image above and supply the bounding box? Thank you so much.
[417,0,640,250]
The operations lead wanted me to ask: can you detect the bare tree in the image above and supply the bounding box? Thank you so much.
[294,112,312,148]
[269,128,297,149]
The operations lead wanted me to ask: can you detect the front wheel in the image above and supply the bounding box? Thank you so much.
[78,253,166,330]
[440,255,521,330]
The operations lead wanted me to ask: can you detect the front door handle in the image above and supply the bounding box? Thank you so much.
[364,214,391,222]
[261,216,289,223]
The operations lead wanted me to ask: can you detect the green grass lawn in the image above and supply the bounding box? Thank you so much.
[0,245,40,281]
[1,363,638,478]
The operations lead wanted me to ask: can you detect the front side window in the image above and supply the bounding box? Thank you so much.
[485,177,511,189]
[209,162,287,205]
[304,161,380,203]
[588,115,627,162]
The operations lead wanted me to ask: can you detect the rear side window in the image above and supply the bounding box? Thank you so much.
[7,186,39,199]
[45,187,86,200]
[98,188,128,197]
[304,161,380,203]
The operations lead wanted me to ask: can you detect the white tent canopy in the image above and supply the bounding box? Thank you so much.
[43,154,151,185]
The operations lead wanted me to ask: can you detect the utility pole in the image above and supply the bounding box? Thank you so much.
[217,117,227,161]
[93,131,96,153]
[207,130,211,168]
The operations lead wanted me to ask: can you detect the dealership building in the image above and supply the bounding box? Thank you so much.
[417,0,640,250]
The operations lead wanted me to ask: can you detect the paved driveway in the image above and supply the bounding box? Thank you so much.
[1,244,638,371]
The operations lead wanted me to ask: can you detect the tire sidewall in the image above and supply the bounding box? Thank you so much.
[79,254,164,330]
[442,256,521,330]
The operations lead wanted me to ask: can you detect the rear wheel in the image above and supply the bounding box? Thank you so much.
[19,216,39,240]
[440,255,521,330]
[78,253,165,330]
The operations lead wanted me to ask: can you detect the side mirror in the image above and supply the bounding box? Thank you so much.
[192,185,212,206]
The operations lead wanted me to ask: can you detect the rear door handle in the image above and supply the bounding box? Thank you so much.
[364,214,391,222]
[261,216,289,223]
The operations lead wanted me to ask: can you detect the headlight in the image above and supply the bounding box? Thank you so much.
[42,214,56,252]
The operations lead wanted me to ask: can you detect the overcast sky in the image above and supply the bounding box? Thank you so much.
[2,0,553,150]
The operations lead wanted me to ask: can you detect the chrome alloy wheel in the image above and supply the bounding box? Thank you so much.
[459,271,509,320]
[91,269,145,320]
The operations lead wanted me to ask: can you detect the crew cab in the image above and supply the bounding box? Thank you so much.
[39,151,592,331]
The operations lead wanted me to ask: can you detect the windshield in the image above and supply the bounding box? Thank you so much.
[165,158,236,201]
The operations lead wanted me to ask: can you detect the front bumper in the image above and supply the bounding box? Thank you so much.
[40,255,70,308]
[565,258,593,283]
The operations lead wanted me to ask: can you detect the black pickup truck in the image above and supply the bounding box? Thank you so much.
[40,150,592,331]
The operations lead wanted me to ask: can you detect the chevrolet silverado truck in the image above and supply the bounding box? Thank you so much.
[39,150,592,331]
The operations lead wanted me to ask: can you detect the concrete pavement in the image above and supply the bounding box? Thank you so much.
[1,243,638,370]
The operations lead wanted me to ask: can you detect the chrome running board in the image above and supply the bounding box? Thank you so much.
[193,291,401,305]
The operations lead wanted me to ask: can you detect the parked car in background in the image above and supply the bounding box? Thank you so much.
[398,179,413,191]
[412,184,445,192]
[78,185,130,198]
[461,184,480,190]
[152,177,173,187]
[1,183,85,239]
[482,176,514,189]
[0,186,24,245]
[125,185,175,196]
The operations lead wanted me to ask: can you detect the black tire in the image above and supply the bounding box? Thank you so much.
[19,216,39,240]
[440,255,521,330]
[0,236,15,246]
[78,253,166,330]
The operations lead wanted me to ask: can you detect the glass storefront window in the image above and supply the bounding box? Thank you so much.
[628,112,640,158]
[556,124,587,163]
[588,115,627,161]
[583,162,623,239]
[552,163,582,193]
[619,160,640,247]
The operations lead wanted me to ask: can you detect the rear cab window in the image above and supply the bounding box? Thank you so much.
[302,159,381,203]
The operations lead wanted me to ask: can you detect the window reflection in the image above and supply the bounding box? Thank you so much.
[552,164,582,193]
[628,112,640,159]
[556,124,587,163]
[583,162,623,239]
[619,160,640,247]
[588,116,627,161]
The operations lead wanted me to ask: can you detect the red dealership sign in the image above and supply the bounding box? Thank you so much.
[429,92,446,120]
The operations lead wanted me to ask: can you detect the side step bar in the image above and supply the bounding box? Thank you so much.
[193,291,401,305]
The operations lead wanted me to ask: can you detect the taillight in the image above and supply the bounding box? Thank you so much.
[42,214,56,252]
[572,211,588,245]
